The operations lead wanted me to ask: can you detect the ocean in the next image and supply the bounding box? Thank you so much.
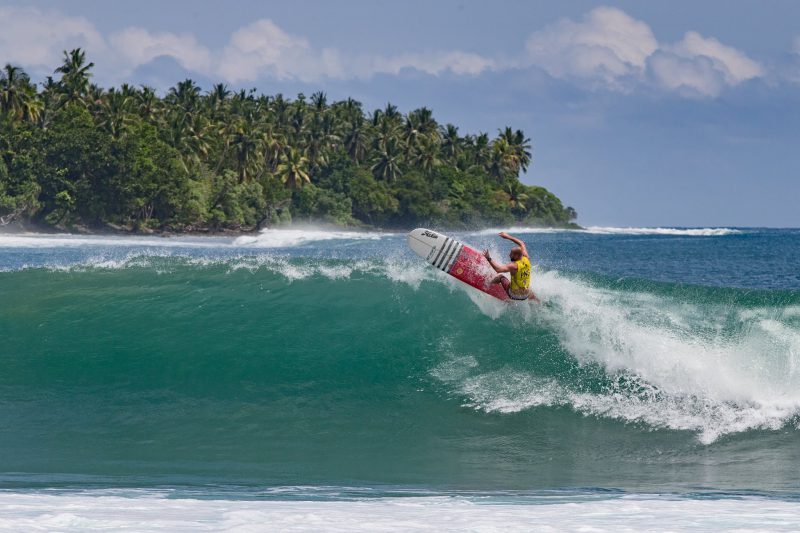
[1,227,799,531]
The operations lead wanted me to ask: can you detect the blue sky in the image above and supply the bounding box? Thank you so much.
[1,1,799,227]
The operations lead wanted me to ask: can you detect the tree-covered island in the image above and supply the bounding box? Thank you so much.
[0,49,578,232]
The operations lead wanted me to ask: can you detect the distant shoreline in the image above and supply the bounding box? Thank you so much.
[1,48,578,237]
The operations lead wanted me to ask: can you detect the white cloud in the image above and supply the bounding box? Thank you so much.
[0,6,105,73]
[646,31,763,96]
[646,51,726,97]
[524,7,658,90]
[523,6,763,97]
[0,7,486,85]
[666,31,763,84]
[0,4,772,98]
[215,20,492,82]
[217,19,343,82]
[110,28,212,74]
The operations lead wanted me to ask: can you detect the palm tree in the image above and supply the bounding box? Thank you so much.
[136,86,160,121]
[440,124,462,163]
[412,135,441,176]
[54,48,94,105]
[333,97,362,124]
[473,132,491,167]
[0,64,41,123]
[499,127,532,173]
[310,91,327,113]
[167,79,201,113]
[288,104,306,144]
[97,88,133,138]
[513,129,532,172]
[277,147,311,189]
[270,93,290,129]
[84,83,104,114]
[373,114,400,152]
[259,125,284,175]
[165,112,209,173]
[305,113,339,173]
[208,83,230,118]
[505,181,529,213]
[408,107,438,137]
[382,102,401,122]
[344,118,368,164]
[403,111,424,156]
[229,119,263,183]
[487,137,512,182]
[371,137,403,182]
[36,76,60,129]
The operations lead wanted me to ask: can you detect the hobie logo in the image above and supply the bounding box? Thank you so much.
[422,231,438,238]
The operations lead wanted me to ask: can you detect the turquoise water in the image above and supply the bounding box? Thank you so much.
[1,228,799,502]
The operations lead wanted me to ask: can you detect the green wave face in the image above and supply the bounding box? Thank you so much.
[1,256,800,491]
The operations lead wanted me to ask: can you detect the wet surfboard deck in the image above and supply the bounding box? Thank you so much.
[407,228,510,301]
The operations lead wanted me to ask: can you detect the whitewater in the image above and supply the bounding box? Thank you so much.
[1,227,799,531]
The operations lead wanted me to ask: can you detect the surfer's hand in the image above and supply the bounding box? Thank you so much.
[499,232,509,239]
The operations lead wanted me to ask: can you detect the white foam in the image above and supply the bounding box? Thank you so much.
[0,492,798,532]
[471,227,574,236]
[583,226,741,236]
[0,228,395,250]
[0,233,232,248]
[435,270,800,443]
[471,226,741,237]
[233,228,394,248]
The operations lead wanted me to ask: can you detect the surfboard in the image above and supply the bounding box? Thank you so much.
[407,228,510,301]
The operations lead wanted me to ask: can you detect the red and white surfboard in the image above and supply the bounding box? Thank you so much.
[407,228,510,301]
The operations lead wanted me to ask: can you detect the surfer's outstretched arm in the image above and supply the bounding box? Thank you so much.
[499,232,528,257]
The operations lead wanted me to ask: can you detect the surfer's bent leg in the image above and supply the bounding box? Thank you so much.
[491,275,509,289]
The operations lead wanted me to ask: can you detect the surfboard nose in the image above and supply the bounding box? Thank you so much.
[407,228,442,259]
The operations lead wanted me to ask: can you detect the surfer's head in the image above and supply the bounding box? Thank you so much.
[510,247,523,261]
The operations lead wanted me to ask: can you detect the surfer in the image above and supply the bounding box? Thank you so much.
[483,232,539,301]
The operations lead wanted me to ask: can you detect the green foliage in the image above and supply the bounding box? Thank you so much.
[348,168,397,224]
[38,105,112,225]
[0,123,42,224]
[293,184,354,225]
[111,119,189,227]
[0,49,578,231]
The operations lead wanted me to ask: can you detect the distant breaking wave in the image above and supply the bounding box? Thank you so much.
[0,228,395,249]
[583,226,741,236]
[474,226,742,236]
[232,228,394,248]
[0,233,231,248]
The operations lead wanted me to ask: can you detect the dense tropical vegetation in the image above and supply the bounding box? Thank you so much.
[0,49,578,231]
